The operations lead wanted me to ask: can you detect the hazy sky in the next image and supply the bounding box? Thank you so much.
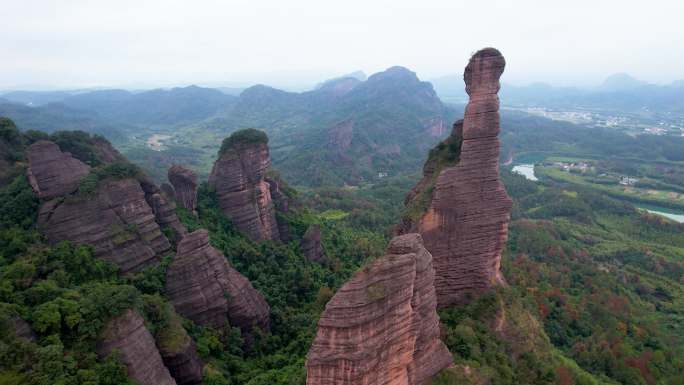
[2,0,683,90]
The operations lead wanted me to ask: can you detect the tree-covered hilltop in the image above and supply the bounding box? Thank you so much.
[218,129,269,156]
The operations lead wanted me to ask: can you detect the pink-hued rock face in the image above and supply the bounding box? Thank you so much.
[165,230,270,342]
[402,48,511,307]
[209,142,280,242]
[26,140,91,200]
[168,165,198,213]
[37,178,171,274]
[306,233,452,385]
[97,309,177,385]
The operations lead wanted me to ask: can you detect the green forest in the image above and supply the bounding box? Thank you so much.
[1,118,683,385]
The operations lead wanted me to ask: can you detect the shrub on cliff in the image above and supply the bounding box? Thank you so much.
[218,128,268,156]
[77,162,143,195]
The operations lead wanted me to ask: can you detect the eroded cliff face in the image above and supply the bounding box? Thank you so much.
[400,48,511,307]
[168,165,198,214]
[26,140,91,200]
[27,140,187,274]
[141,177,188,244]
[97,309,177,385]
[208,138,280,242]
[165,230,270,341]
[157,311,204,385]
[37,178,171,273]
[306,233,452,385]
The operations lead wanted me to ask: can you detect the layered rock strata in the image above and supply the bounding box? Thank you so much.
[168,165,199,214]
[306,233,452,385]
[209,132,280,242]
[26,140,91,199]
[165,230,270,339]
[300,225,325,263]
[97,309,177,385]
[141,177,187,243]
[157,313,204,385]
[400,48,511,307]
[37,178,171,273]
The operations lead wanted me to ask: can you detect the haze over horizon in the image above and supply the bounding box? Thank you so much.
[3,0,683,91]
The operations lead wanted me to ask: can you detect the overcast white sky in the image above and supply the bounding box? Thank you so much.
[2,0,683,90]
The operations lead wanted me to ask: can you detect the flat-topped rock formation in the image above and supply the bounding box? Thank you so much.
[165,230,270,341]
[37,178,172,273]
[306,233,452,385]
[209,129,280,242]
[168,165,198,214]
[97,309,177,385]
[400,48,511,307]
[26,140,91,200]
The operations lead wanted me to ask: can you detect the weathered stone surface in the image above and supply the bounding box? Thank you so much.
[208,137,280,242]
[161,183,176,201]
[400,48,511,307]
[168,165,198,213]
[266,176,291,241]
[139,177,187,243]
[300,225,325,263]
[158,313,204,385]
[165,230,270,340]
[37,178,171,273]
[26,140,91,200]
[97,309,177,385]
[306,233,452,385]
[91,136,126,164]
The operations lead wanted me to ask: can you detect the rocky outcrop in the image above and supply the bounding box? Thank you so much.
[209,130,280,242]
[161,183,176,201]
[300,225,325,263]
[165,230,270,341]
[168,165,198,214]
[306,233,452,385]
[37,178,171,273]
[97,309,177,385]
[157,312,204,385]
[10,315,36,341]
[400,48,511,307]
[265,176,292,241]
[140,177,187,243]
[26,140,91,200]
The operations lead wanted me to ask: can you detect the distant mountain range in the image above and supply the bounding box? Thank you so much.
[0,67,459,186]
[431,73,684,112]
